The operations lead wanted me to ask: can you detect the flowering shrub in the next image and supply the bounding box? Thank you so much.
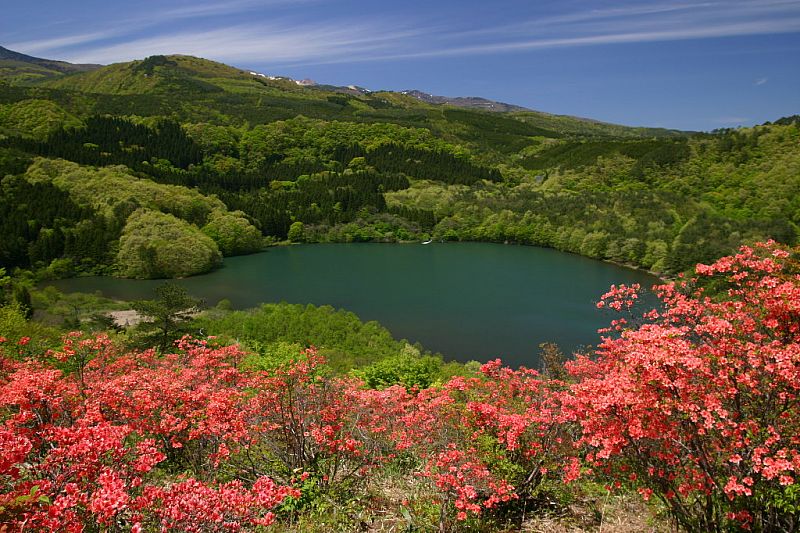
[2,241,799,531]
[0,336,298,530]
[231,350,406,489]
[566,241,800,531]
[137,477,300,531]
[0,336,413,530]
[390,359,576,528]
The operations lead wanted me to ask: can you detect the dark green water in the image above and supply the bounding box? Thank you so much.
[48,243,659,367]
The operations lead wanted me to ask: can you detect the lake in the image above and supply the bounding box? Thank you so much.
[48,243,660,367]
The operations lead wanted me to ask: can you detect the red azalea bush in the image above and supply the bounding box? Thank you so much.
[0,336,300,530]
[0,335,412,530]
[227,351,409,489]
[389,359,577,527]
[566,241,800,531]
[2,241,799,531]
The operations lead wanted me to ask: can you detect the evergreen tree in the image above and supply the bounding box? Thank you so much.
[131,283,203,351]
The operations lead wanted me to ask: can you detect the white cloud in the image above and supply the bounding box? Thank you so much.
[60,22,429,66]
[414,0,800,61]
[7,30,124,56]
[407,19,800,60]
[755,77,769,85]
[10,0,800,67]
[7,0,323,61]
[159,0,316,20]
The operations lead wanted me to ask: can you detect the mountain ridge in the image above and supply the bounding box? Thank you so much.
[0,46,101,83]
[0,48,796,283]
[400,89,530,112]
[0,47,684,137]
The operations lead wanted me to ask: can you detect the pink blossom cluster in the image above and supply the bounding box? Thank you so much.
[2,241,799,530]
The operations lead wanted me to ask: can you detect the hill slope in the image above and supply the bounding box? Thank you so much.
[0,51,796,280]
[400,89,530,112]
[0,46,100,83]
[36,53,680,140]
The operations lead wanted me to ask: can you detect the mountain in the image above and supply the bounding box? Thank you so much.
[0,46,797,533]
[3,50,794,281]
[312,83,372,96]
[400,89,530,112]
[42,54,260,95]
[30,54,679,140]
[0,45,100,83]
[0,48,681,140]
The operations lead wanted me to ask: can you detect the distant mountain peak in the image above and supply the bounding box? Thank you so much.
[399,89,530,113]
[0,45,101,74]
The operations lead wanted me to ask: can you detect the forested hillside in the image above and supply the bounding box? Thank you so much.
[1,48,800,533]
[0,53,797,280]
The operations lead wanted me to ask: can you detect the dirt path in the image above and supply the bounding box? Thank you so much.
[106,310,144,327]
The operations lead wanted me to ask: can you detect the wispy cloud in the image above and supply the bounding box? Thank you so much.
[457,2,719,39]
[10,0,800,67]
[397,0,800,62]
[8,30,126,56]
[754,77,769,85]
[7,0,323,61]
[404,19,800,60]
[61,22,429,66]
[159,0,316,20]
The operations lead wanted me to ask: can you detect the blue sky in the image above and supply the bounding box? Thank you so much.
[3,0,799,131]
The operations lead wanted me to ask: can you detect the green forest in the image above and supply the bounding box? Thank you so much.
[0,54,797,283]
[1,50,800,532]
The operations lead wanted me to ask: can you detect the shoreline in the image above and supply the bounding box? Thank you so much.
[35,239,673,285]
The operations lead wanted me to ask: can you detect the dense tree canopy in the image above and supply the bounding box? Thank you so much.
[0,54,797,279]
[201,210,263,256]
[117,209,222,278]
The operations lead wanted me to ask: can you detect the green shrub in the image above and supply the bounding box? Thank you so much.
[201,210,263,255]
[117,209,221,278]
[354,352,442,389]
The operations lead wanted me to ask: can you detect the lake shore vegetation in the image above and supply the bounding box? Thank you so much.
[1,55,797,282]
[1,242,798,531]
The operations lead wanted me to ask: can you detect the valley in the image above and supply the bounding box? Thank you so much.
[0,40,799,532]
[0,53,796,284]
